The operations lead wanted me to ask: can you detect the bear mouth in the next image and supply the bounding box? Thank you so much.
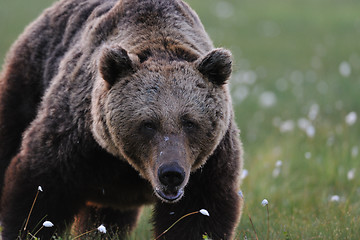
[155,188,184,202]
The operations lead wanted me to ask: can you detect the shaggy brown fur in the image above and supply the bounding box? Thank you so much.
[0,0,243,239]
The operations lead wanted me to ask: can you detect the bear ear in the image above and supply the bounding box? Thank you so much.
[99,46,137,86]
[196,48,232,85]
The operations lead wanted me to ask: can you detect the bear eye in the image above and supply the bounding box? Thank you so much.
[182,119,197,130]
[143,122,157,131]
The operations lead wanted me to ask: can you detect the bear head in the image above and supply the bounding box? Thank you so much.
[91,45,232,202]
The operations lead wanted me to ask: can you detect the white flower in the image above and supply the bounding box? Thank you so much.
[241,169,248,180]
[297,118,316,138]
[308,104,319,120]
[347,168,355,181]
[199,209,210,216]
[306,125,315,138]
[38,186,43,192]
[97,224,107,234]
[233,86,249,103]
[261,199,268,206]
[272,168,281,178]
[304,152,311,159]
[43,221,54,227]
[298,118,311,130]
[272,160,283,178]
[279,120,294,133]
[345,112,357,126]
[339,61,351,77]
[259,91,277,108]
[351,146,359,157]
[330,195,340,202]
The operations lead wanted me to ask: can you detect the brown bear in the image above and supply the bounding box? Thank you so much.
[0,0,243,239]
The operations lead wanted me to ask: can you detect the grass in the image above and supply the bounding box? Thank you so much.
[1,0,360,239]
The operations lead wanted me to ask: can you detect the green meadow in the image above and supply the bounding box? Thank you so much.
[1,0,360,239]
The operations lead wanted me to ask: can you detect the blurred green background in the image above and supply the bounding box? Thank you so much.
[1,0,360,239]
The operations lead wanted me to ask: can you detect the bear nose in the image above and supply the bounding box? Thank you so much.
[158,163,185,188]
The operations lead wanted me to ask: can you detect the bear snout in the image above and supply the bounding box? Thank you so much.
[155,163,186,202]
[158,163,185,188]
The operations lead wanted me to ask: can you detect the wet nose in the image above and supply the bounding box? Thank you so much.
[158,163,185,188]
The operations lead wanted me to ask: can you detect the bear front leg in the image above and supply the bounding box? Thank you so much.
[72,205,142,238]
[153,125,243,240]
[0,154,84,240]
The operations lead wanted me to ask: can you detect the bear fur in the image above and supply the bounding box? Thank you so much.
[0,0,243,239]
